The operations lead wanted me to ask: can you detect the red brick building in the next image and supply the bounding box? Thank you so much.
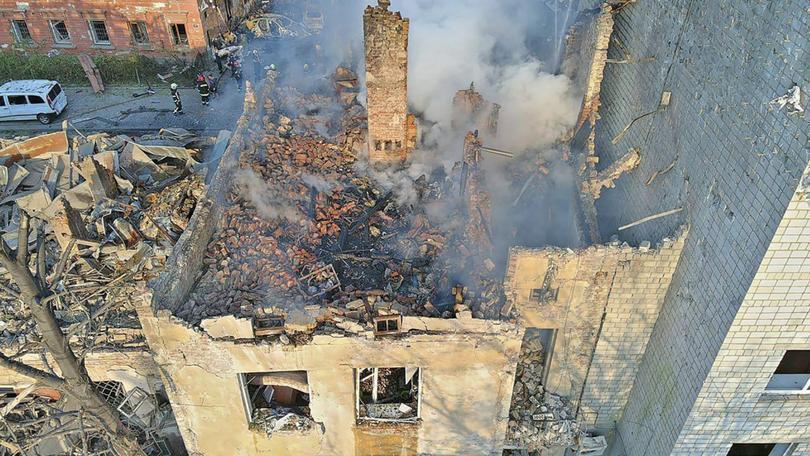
[0,0,256,58]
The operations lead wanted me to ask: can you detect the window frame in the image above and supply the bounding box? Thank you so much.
[11,20,32,43]
[49,19,72,44]
[355,367,421,423]
[170,23,189,46]
[88,20,111,45]
[27,95,45,105]
[764,350,810,394]
[128,21,149,45]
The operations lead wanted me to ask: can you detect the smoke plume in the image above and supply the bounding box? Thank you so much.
[234,169,304,223]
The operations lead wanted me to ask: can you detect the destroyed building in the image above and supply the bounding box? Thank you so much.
[363,0,415,163]
[0,0,808,455]
[452,83,501,137]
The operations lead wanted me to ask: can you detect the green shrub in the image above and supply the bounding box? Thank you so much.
[0,50,197,87]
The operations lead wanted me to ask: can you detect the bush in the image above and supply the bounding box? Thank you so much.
[0,50,194,87]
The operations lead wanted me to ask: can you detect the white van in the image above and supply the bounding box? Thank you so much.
[0,80,68,125]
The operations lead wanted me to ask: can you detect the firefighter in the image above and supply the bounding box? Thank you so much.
[196,74,210,106]
[170,83,183,115]
[251,49,262,82]
[231,57,243,91]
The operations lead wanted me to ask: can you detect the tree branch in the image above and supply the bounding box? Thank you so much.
[0,352,66,390]
[16,211,29,267]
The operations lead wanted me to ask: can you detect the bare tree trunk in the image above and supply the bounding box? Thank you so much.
[0,218,145,456]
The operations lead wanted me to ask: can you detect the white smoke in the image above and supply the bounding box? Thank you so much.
[400,0,581,155]
[234,169,304,223]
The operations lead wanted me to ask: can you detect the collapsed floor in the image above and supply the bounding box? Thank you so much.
[178,66,510,335]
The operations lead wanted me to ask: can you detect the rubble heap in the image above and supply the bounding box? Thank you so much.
[0,128,207,352]
[179,68,509,330]
[506,332,582,451]
[251,407,315,437]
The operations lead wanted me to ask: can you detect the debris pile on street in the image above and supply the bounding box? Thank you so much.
[0,127,209,351]
[180,66,508,330]
[506,332,582,451]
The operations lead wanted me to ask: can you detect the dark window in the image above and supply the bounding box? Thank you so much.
[47,84,62,102]
[89,20,110,44]
[8,96,27,105]
[27,95,45,104]
[170,23,188,45]
[0,97,5,107]
[49,20,71,43]
[129,21,149,44]
[374,140,382,151]
[394,140,402,149]
[727,443,796,456]
[11,20,32,42]
[766,350,810,391]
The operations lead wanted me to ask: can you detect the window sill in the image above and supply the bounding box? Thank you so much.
[52,43,75,49]
[760,390,810,399]
[91,44,114,49]
[133,44,154,50]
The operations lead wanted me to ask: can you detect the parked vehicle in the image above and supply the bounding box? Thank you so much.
[0,80,68,125]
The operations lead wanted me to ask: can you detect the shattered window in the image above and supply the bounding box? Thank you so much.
[129,21,149,45]
[356,367,420,423]
[88,20,110,45]
[239,372,314,436]
[170,23,189,46]
[11,20,32,43]
[49,20,71,44]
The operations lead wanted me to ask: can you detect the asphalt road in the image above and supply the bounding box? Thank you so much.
[0,72,248,138]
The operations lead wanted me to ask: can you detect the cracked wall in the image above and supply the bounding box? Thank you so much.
[503,227,687,425]
[137,303,523,456]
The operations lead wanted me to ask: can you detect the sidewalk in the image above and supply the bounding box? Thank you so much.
[0,72,247,136]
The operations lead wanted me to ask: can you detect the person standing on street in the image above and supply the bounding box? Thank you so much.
[196,74,210,106]
[170,83,184,115]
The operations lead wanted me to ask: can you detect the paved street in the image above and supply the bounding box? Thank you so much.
[0,71,247,137]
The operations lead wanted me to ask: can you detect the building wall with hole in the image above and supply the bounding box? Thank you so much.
[137,303,523,456]
[503,231,686,422]
[363,1,409,162]
[584,0,810,454]
[0,0,208,57]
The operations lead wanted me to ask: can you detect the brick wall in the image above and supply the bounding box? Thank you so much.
[0,0,208,57]
[584,0,810,454]
[578,228,686,430]
[671,165,810,454]
[504,229,686,416]
[363,0,409,163]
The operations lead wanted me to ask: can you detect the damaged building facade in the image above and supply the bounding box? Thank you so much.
[0,0,807,455]
[0,0,258,57]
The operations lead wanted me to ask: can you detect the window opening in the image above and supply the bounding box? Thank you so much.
[88,20,110,45]
[11,20,32,42]
[356,367,420,422]
[129,21,149,44]
[49,20,71,44]
[765,350,810,392]
[239,371,314,436]
[170,23,189,45]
